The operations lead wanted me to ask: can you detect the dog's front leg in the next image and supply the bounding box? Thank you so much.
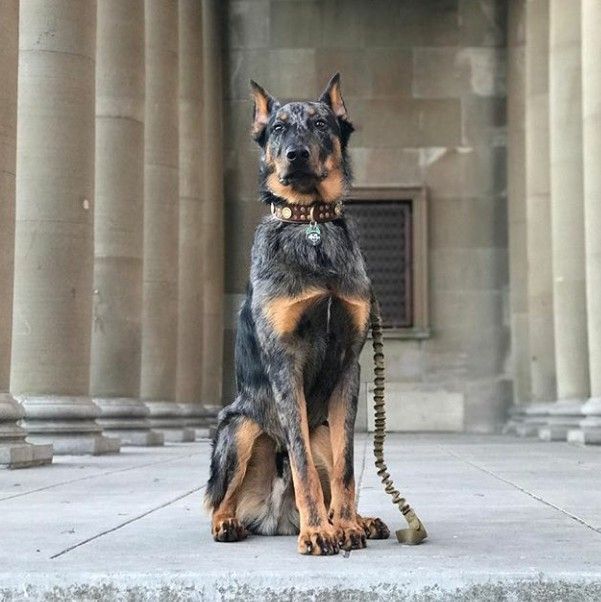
[270,365,340,556]
[327,359,390,548]
[326,361,367,550]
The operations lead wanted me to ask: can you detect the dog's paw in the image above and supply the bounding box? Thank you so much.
[358,516,390,540]
[213,517,248,542]
[336,522,367,551]
[297,525,340,556]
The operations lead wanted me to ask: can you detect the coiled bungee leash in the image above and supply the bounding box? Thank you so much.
[370,294,428,545]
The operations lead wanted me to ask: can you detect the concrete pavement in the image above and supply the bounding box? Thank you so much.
[1,433,601,601]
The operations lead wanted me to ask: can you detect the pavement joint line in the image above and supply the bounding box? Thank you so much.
[49,484,207,560]
[440,445,601,537]
[344,435,370,560]
[355,434,369,507]
[0,447,210,503]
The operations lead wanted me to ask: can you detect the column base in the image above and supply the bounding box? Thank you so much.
[567,427,601,445]
[200,404,221,418]
[503,405,527,435]
[100,429,165,447]
[515,403,552,437]
[193,427,211,439]
[567,397,601,445]
[538,400,584,441]
[26,433,120,455]
[161,427,195,443]
[179,403,220,428]
[17,395,121,455]
[581,397,601,415]
[94,398,164,447]
[0,442,54,469]
[143,401,195,442]
[538,426,572,441]
[1,392,54,468]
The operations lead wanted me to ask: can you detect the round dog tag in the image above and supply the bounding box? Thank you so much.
[305,223,321,246]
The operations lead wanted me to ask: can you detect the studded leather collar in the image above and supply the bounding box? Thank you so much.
[270,200,343,223]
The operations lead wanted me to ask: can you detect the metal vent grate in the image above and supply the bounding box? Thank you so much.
[346,200,413,328]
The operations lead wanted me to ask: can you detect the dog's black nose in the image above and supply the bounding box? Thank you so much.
[286,146,310,162]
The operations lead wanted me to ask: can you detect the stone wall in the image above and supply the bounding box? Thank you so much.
[222,0,510,432]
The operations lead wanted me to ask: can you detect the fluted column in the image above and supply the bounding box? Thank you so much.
[91,0,163,447]
[568,0,601,445]
[540,0,588,441]
[176,0,210,435]
[0,0,52,468]
[200,0,225,409]
[141,0,193,442]
[12,0,118,455]
[505,0,530,434]
[518,0,556,436]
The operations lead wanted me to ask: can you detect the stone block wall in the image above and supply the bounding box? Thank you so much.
[222,0,510,433]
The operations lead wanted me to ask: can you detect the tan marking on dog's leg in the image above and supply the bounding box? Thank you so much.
[212,420,262,542]
[338,295,371,333]
[327,386,366,551]
[235,434,278,531]
[264,288,327,336]
[310,425,334,508]
[288,390,339,555]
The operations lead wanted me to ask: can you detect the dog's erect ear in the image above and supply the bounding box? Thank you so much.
[319,73,354,148]
[250,80,279,144]
[319,73,349,122]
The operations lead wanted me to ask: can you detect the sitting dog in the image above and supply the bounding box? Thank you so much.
[205,74,390,556]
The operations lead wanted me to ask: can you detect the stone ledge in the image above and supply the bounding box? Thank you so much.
[0,574,600,602]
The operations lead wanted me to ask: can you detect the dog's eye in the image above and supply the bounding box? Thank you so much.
[315,119,327,129]
[272,123,285,133]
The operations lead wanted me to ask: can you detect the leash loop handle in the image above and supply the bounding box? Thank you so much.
[370,294,428,545]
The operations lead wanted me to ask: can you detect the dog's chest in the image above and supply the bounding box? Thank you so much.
[251,216,371,297]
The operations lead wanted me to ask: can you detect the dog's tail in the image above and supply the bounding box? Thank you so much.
[369,294,428,545]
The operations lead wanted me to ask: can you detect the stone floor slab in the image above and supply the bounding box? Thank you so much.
[0,434,600,601]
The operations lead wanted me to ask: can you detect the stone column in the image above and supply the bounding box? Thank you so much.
[518,0,557,436]
[12,0,118,455]
[200,0,225,410]
[540,0,588,441]
[176,0,211,436]
[505,0,530,434]
[568,0,601,445]
[0,0,52,468]
[91,0,163,447]
[141,0,193,442]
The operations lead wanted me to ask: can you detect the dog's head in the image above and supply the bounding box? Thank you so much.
[250,73,354,205]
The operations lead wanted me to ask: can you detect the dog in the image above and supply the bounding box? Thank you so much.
[205,74,390,556]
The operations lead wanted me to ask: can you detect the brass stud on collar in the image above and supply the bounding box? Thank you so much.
[282,207,292,219]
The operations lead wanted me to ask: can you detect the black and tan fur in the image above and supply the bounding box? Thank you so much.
[205,74,389,556]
